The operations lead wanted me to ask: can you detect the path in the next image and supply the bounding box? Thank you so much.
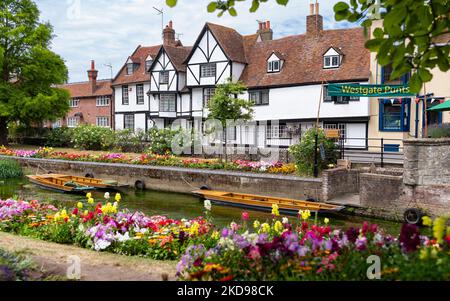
[0,232,177,281]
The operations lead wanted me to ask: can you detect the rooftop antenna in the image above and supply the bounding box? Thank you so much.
[104,63,113,79]
[176,33,183,40]
[153,7,164,37]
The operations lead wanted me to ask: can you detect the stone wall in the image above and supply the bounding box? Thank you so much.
[11,156,321,200]
[322,168,360,202]
[402,138,450,217]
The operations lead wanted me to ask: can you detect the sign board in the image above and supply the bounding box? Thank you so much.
[325,129,340,139]
[327,84,414,97]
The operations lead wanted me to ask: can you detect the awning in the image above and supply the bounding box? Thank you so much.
[427,100,450,112]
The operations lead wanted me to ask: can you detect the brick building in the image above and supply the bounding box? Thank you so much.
[56,61,113,128]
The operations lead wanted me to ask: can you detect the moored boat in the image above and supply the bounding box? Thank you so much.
[192,190,345,215]
[27,175,96,193]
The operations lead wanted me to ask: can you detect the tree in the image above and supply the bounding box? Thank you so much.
[166,0,450,93]
[206,78,254,162]
[0,0,70,145]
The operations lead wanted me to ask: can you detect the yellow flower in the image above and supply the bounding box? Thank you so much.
[83,210,88,216]
[419,249,428,260]
[271,204,280,216]
[422,216,432,227]
[88,198,94,204]
[433,216,447,244]
[189,222,200,236]
[77,202,83,209]
[260,223,271,234]
[211,231,220,240]
[300,210,311,221]
[86,192,92,199]
[115,193,122,202]
[253,220,260,229]
[274,221,283,233]
[324,218,330,225]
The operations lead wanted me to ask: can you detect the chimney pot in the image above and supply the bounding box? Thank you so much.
[310,3,315,15]
[163,21,176,46]
[169,20,173,29]
[315,2,320,15]
[259,22,263,30]
[91,60,95,70]
[87,60,98,94]
[266,21,271,29]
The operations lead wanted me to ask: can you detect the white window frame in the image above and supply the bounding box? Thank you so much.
[267,60,281,73]
[203,88,216,106]
[124,114,135,130]
[96,96,110,107]
[52,119,62,129]
[136,84,145,105]
[160,94,176,112]
[126,63,134,75]
[159,71,170,84]
[67,117,78,128]
[200,63,217,78]
[69,99,79,108]
[324,55,340,69]
[96,116,110,128]
[122,86,129,105]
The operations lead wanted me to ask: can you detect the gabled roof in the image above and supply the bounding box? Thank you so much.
[184,23,249,64]
[60,79,112,98]
[240,27,370,89]
[112,45,162,86]
[151,45,192,72]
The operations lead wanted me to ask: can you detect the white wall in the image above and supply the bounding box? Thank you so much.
[114,83,150,113]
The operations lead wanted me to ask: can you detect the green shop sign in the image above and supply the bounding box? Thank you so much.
[327,84,415,97]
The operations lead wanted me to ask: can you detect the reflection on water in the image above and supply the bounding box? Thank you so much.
[0,178,401,234]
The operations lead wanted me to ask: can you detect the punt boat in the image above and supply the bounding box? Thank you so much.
[193,190,345,215]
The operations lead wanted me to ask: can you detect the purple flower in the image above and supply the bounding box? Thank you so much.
[399,224,421,252]
[345,227,359,243]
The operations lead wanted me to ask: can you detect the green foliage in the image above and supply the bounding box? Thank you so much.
[45,127,73,148]
[147,127,181,155]
[114,129,148,153]
[289,128,337,176]
[71,125,115,151]
[334,0,450,93]
[0,159,23,179]
[0,0,70,144]
[429,123,450,138]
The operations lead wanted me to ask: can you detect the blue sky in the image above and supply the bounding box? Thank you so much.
[35,0,353,82]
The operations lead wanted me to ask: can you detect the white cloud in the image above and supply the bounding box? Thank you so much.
[36,0,353,82]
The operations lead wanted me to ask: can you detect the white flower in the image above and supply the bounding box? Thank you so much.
[204,200,212,211]
[282,217,289,224]
[115,232,130,243]
[94,239,111,251]
[104,192,110,199]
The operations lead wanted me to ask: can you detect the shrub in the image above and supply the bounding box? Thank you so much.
[71,125,115,151]
[289,128,337,176]
[45,127,74,148]
[114,129,148,153]
[147,127,181,155]
[429,123,450,138]
[0,159,23,179]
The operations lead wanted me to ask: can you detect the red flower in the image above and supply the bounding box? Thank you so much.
[219,275,233,282]
[242,212,249,221]
[72,208,79,215]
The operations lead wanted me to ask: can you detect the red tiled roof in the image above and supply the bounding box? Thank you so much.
[240,27,370,88]
[207,23,248,64]
[112,45,162,86]
[60,79,112,98]
[163,45,193,72]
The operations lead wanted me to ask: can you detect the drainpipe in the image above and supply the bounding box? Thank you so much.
[415,101,419,138]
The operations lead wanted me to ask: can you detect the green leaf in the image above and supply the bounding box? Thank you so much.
[228,7,237,16]
[207,2,218,12]
[417,68,433,82]
[166,0,177,7]
[409,73,422,94]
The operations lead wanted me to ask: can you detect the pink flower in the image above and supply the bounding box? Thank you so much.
[242,212,249,221]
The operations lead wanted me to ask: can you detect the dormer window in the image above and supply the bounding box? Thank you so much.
[267,52,283,73]
[323,47,342,69]
[145,60,153,73]
[126,63,134,75]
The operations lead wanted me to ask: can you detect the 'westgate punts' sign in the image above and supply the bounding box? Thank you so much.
[327,84,415,97]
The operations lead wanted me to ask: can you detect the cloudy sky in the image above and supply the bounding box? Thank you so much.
[35,0,353,82]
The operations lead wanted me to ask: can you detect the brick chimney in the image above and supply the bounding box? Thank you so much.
[257,20,273,41]
[87,60,98,93]
[306,1,323,35]
[163,20,176,46]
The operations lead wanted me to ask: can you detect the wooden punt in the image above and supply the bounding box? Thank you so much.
[29,174,128,191]
[193,190,345,215]
[27,175,96,193]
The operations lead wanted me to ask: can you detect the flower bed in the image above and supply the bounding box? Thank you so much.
[0,146,297,174]
[176,206,450,281]
[0,194,212,260]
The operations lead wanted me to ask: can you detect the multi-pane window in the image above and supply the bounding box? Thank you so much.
[323,85,359,104]
[249,90,270,105]
[324,55,340,68]
[203,88,216,106]
[200,63,216,78]
[69,99,79,108]
[160,94,176,112]
[126,63,134,75]
[96,117,110,127]
[122,86,129,105]
[379,99,410,132]
[266,125,291,139]
[382,64,409,85]
[67,117,78,128]
[267,60,281,73]
[159,71,170,84]
[124,114,135,130]
[96,96,110,107]
[136,84,145,105]
[52,120,62,129]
